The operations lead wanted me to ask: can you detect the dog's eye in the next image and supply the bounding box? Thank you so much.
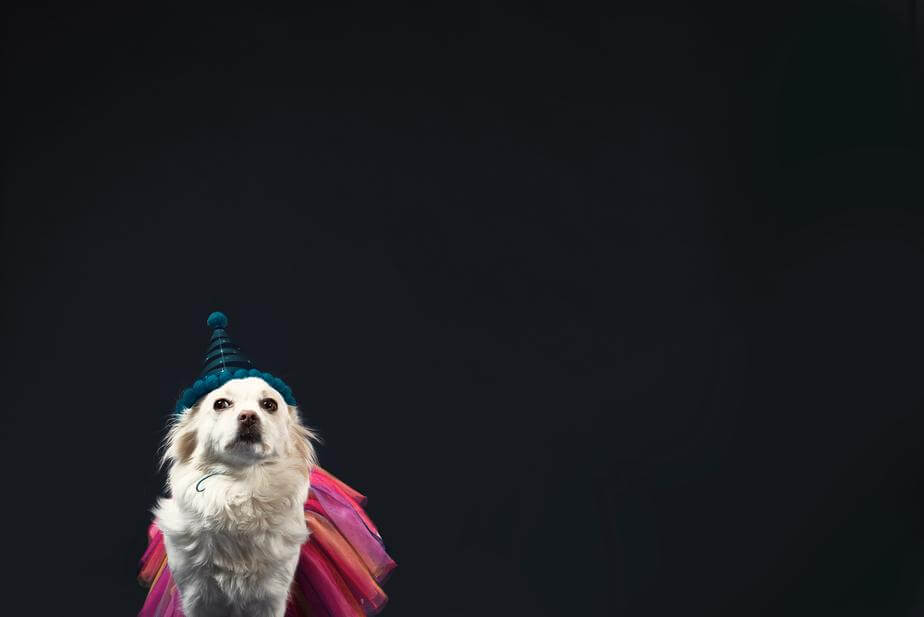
[213,398,233,411]
[260,398,278,412]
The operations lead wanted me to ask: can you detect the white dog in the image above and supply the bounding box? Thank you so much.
[153,376,319,617]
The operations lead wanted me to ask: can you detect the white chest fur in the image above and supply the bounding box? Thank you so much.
[154,465,310,617]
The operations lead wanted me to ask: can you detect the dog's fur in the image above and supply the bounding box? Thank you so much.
[153,377,319,617]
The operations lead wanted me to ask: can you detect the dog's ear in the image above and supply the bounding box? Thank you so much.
[176,427,198,464]
[160,403,201,469]
[288,405,320,470]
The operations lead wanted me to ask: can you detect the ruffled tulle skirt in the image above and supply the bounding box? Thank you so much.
[137,466,396,617]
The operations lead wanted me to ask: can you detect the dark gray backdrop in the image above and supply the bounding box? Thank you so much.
[2,1,923,615]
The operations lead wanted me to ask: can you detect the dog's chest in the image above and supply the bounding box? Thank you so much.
[183,484,308,566]
[194,484,307,540]
[194,477,305,528]
[187,519,299,574]
[174,496,308,597]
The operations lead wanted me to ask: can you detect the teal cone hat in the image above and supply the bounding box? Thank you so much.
[201,311,253,376]
[174,311,298,413]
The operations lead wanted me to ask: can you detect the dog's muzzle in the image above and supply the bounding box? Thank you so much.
[236,411,261,443]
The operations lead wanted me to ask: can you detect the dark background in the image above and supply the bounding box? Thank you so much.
[2,1,923,615]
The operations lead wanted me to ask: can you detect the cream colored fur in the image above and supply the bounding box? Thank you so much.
[153,377,319,617]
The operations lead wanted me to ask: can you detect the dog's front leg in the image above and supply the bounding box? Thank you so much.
[234,597,288,617]
[183,596,232,617]
[175,577,232,617]
[234,551,301,617]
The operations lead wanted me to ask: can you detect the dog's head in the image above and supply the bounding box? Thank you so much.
[162,376,318,471]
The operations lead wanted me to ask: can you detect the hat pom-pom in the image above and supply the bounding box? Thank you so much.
[207,311,228,329]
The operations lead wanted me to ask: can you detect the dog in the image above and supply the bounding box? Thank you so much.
[153,376,319,617]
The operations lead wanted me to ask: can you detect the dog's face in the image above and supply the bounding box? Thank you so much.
[166,377,316,469]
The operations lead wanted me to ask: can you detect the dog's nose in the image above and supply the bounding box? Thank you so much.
[238,410,258,427]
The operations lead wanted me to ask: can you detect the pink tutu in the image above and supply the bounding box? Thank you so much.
[137,466,396,617]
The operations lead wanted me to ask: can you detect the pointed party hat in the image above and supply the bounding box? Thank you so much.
[201,311,253,377]
[174,311,297,413]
